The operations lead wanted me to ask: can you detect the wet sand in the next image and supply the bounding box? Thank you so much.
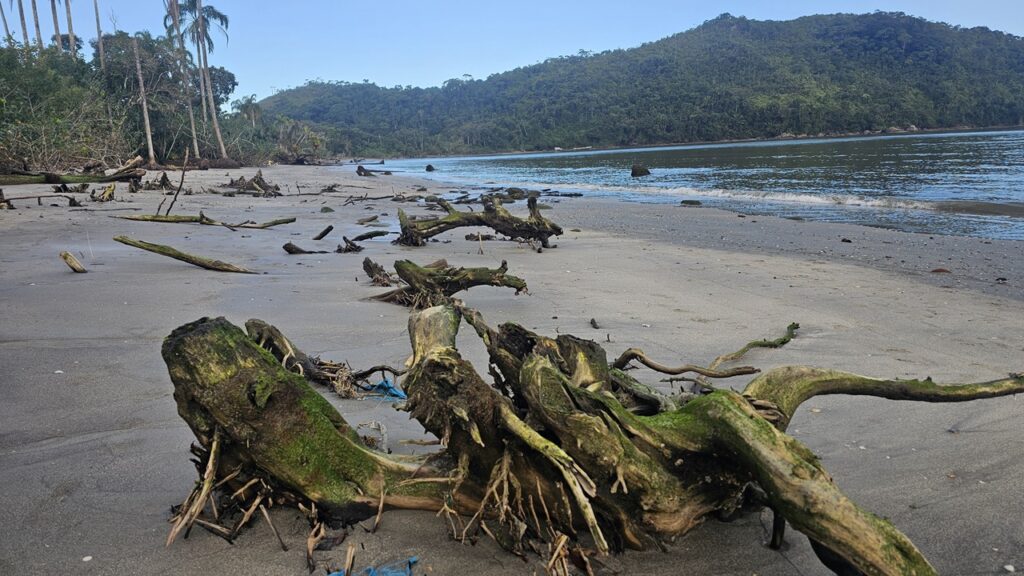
[0,165,1021,575]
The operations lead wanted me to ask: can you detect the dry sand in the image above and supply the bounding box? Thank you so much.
[0,165,1021,575]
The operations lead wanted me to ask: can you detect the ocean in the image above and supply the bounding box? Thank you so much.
[381,129,1024,240]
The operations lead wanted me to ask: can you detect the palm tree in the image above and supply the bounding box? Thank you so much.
[131,36,157,165]
[1,2,13,47]
[29,0,42,49]
[232,95,261,128]
[16,0,30,49]
[163,0,200,158]
[175,0,228,158]
[61,0,73,57]
[92,0,103,71]
[47,0,60,50]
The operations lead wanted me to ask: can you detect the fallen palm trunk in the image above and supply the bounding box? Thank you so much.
[119,212,295,230]
[114,235,255,273]
[0,156,146,185]
[396,196,562,248]
[163,305,1023,573]
[370,259,527,308]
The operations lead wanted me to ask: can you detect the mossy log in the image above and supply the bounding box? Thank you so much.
[114,235,255,273]
[371,259,527,308]
[396,196,562,248]
[163,307,1024,574]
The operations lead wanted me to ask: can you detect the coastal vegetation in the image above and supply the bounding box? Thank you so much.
[0,1,324,172]
[262,12,1024,157]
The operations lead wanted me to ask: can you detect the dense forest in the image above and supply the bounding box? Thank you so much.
[262,12,1024,157]
[0,1,322,172]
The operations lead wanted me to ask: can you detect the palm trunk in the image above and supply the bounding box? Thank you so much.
[196,0,227,159]
[170,0,200,159]
[62,0,74,56]
[92,0,103,71]
[195,37,208,127]
[132,37,157,166]
[29,0,42,50]
[1,2,13,47]
[16,0,29,49]
[48,0,60,50]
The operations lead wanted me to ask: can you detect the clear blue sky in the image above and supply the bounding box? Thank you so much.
[62,0,1024,103]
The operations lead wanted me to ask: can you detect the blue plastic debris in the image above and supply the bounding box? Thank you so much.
[362,377,406,400]
[329,555,418,576]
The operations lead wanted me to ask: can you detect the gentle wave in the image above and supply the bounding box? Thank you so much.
[453,178,937,212]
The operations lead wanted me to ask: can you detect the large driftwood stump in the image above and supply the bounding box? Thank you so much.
[369,259,527,308]
[396,196,562,248]
[162,307,1023,575]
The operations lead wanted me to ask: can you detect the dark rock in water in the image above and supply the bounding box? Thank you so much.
[930,268,951,274]
[425,164,436,172]
[631,164,651,177]
[680,200,702,206]
[841,238,852,243]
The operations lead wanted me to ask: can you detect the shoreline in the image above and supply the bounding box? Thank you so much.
[1,165,1022,575]
[384,125,1024,161]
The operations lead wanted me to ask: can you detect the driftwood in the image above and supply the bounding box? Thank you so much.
[162,305,1024,575]
[143,172,175,191]
[370,259,527,308]
[114,235,254,273]
[336,237,363,253]
[396,196,562,248]
[1,193,83,207]
[313,225,334,240]
[283,242,328,255]
[356,165,392,177]
[119,212,295,230]
[362,258,395,286]
[90,183,116,202]
[222,170,281,196]
[0,156,146,185]
[351,230,391,242]
[59,251,87,273]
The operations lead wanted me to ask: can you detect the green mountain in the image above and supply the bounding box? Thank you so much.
[261,12,1024,157]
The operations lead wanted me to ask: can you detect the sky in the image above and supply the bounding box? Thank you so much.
[49,0,1024,103]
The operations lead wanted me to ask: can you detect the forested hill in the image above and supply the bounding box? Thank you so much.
[261,12,1024,157]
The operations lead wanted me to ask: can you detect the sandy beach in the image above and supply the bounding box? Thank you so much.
[1,165,1021,575]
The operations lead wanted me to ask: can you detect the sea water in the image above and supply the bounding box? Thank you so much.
[380,130,1024,240]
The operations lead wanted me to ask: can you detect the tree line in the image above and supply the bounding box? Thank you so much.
[261,12,1024,158]
[0,0,323,171]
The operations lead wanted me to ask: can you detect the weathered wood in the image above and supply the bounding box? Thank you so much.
[114,235,255,273]
[119,212,295,230]
[59,251,87,273]
[0,156,146,185]
[2,193,83,207]
[351,230,391,242]
[163,307,1024,575]
[313,225,334,240]
[371,260,528,308]
[396,196,562,248]
[283,242,327,255]
[336,237,363,253]
[362,258,394,286]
